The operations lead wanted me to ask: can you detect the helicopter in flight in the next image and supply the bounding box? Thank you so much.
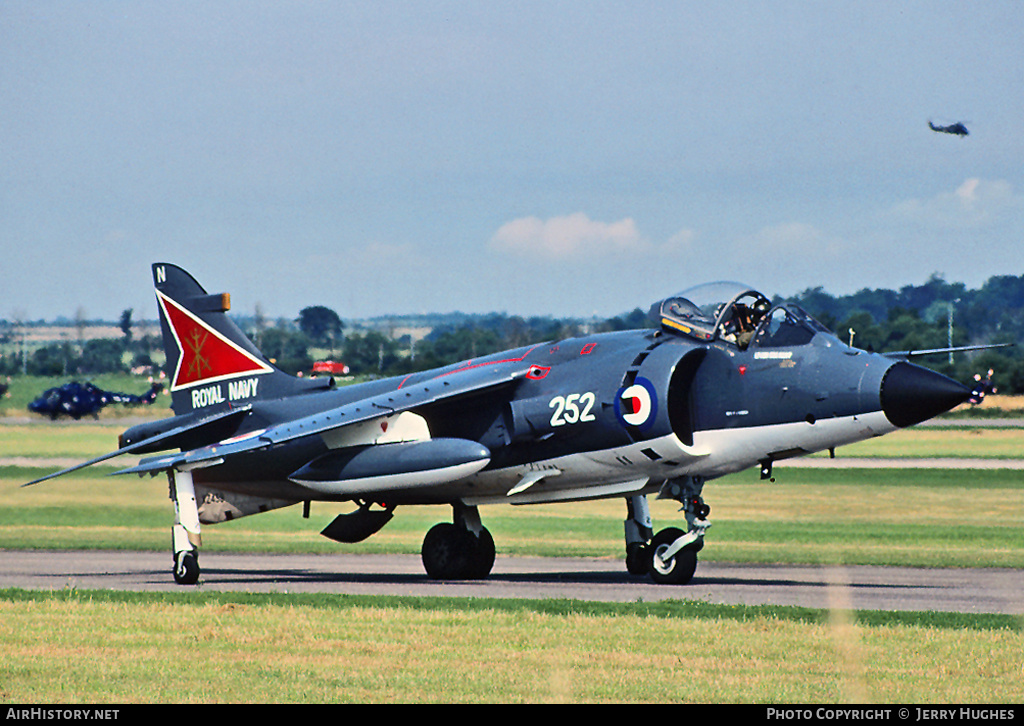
[929,120,969,137]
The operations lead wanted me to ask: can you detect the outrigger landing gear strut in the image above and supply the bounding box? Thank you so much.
[169,468,201,585]
[623,476,711,585]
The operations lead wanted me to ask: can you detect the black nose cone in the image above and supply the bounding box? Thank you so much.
[881,362,971,428]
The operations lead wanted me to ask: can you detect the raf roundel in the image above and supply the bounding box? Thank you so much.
[615,377,658,431]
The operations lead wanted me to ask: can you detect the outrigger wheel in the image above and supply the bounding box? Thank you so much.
[174,548,200,585]
[170,468,202,586]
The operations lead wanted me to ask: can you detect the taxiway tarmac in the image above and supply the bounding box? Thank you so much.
[2,550,1021,615]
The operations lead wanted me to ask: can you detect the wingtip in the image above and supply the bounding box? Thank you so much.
[22,471,63,487]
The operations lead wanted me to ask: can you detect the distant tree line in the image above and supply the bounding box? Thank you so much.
[4,274,1023,392]
[787,273,1024,392]
[0,308,161,377]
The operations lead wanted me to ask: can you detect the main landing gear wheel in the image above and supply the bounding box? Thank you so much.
[649,527,699,585]
[421,522,496,580]
[624,495,654,576]
[625,543,652,576]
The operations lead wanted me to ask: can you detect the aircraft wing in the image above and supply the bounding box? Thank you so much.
[23,406,253,487]
[113,359,536,477]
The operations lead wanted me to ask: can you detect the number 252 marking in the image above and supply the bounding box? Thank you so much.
[549,392,597,427]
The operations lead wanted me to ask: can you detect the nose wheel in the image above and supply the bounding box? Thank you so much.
[623,480,711,585]
[648,527,700,585]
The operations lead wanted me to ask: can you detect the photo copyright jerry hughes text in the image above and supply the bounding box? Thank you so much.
[766,707,1016,722]
[7,709,119,721]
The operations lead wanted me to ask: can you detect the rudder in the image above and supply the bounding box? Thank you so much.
[152,263,324,415]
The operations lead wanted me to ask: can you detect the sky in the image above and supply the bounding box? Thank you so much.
[2,1,1023,324]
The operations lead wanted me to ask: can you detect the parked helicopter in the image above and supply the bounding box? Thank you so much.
[28,380,163,420]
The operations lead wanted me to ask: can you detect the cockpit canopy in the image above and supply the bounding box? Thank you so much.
[650,282,832,349]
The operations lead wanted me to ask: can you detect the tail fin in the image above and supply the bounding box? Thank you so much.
[153,263,326,415]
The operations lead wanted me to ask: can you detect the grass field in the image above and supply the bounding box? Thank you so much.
[3,465,1024,569]
[2,421,1023,703]
[809,425,1024,459]
[1,589,1022,703]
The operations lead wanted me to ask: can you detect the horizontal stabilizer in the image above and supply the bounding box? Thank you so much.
[290,438,491,495]
[114,451,225,476]
[24,406,252,486]
[23,445,146,487]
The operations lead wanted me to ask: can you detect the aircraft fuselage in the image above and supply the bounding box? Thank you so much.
[163,325,923,509]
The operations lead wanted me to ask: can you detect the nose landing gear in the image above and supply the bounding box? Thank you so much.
[623,477,710,585]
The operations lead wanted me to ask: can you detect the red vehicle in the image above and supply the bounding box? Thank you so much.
[312,361,350,376]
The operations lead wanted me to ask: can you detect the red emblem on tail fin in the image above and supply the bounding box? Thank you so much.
[158,291,273,390]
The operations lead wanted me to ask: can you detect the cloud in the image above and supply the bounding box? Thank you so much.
[490,213,696,261]
[490,213,641,259]
[663,228,698,254]
[889,178,1023,229]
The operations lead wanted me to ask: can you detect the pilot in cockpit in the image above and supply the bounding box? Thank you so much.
[722,300,770,349]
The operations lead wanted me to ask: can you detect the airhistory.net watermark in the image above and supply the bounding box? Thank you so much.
[6,709,119,721]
